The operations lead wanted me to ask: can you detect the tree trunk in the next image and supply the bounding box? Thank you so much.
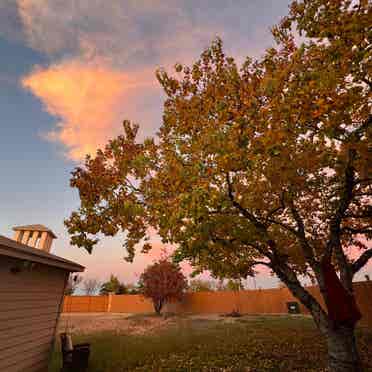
[326,324,362,372]
[271,264,363,372]
[153,300,163,315]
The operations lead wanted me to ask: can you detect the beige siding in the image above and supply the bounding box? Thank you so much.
[0,256,67,372]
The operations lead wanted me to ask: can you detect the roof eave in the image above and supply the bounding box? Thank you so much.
[0,235,84,272]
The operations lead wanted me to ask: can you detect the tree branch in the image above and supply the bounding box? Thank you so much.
[252,261,272,268]
[211,234,275,264]
[341,226,372,235]
[210,235,238,246]
[287,198,318,271]
[225,174,327,328]
[361,78,372,91]
[270,257,329,331]
[354,177,372,185]
[344,208,372,219]
[125,177,141,193]
[226,173,263,228]
[265,193,286,220]
[266,218,298,236]
[345,114,372,142]
[324,149,356,291]
[352,249,372,274]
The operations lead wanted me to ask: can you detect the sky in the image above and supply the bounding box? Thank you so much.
[0,0,370,289]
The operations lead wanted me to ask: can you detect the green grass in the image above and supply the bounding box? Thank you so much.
[49,315,372,372]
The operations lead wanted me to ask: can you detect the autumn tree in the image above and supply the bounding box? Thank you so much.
[82,278,101,295]
[140,259,187,314]
[66,1,371,370]
[99,274,127,295]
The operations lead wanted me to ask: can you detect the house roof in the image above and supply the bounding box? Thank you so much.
[0,235,84,272]
[12,224,57,238]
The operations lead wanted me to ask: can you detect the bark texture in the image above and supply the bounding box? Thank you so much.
[326,325,363,372]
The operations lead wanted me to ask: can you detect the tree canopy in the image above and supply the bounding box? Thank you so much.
[100,274,127,295]
[66,1,371,369]
[66,0,371,285]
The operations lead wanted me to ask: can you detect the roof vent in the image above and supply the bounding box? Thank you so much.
[12,224,57,253]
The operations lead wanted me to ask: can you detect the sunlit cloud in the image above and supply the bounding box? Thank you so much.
[22,59,156,160]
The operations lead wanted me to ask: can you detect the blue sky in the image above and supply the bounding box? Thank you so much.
[1,1,370,288]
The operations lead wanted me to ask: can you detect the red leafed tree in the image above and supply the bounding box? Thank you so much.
[140,259,187,314]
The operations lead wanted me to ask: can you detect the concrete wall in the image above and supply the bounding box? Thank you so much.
[0,256,67,372]
[62,281,372,326]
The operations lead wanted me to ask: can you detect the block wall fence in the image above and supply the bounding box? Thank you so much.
[62,281,372,326]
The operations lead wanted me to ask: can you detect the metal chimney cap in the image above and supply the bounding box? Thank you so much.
[12,224,57,239]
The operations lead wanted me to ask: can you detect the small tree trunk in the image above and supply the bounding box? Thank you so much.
[153,300,163,315]
[326,324,362,372]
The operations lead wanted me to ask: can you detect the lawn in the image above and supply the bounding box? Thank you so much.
[49,314,372,372]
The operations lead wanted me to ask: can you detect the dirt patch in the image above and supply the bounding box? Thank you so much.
[58,313,175,335]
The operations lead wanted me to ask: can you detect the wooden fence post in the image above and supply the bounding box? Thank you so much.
[107,292,114,313]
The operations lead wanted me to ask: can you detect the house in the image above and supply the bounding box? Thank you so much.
[0,224,84,371]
